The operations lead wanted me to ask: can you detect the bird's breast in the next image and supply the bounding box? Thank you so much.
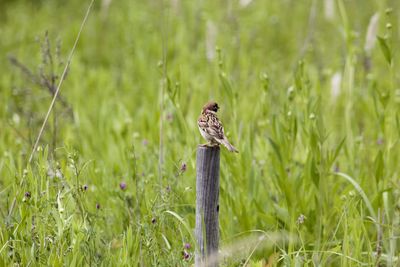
[198,126,213,141]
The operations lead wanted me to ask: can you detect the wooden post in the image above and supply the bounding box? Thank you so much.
[195,146,220,267]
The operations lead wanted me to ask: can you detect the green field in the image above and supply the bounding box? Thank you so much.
[1,0,400,266]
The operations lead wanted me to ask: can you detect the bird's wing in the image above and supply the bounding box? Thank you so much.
[197,114,209,129]
[200,113,225,140]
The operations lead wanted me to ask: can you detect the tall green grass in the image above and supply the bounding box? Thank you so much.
[0,0,399,266]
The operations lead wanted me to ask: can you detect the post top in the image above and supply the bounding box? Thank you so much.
[197,145,220,151]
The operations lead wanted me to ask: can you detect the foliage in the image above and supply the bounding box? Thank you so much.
[0,0,399,266]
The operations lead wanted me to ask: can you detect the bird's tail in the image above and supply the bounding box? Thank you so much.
[219,137,239,153]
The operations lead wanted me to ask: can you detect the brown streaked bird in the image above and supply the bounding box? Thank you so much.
[197,101,239,153]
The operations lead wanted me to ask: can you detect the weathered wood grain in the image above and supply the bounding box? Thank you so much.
[195,145,220,267]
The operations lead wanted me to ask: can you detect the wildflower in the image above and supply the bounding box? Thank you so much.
[296,214,306,225]
[180,163,187,172]
[119,182,127,190]
[23,191,31,203]
[333,165,340,173]
[96,203,101,210]
[182,250,190,260]
[184,243,191,249]
[142,139,148,146]
[166,113,173,122]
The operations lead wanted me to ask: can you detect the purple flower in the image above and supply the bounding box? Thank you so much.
[119,182,127,190]
[180,163,187,172]
[142,139,148,146]
[184,243,191,249]
[24,191,31,198]
[83,184,88,191]
[96,203,101,210]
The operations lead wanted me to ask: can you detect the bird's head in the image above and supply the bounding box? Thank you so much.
[202,101,219,113]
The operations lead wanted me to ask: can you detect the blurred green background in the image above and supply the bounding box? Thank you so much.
[1,0,400,266]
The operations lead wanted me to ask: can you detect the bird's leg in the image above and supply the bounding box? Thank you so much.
[200,141,219,148]
[200,142,212,147]
[210,141,220,148]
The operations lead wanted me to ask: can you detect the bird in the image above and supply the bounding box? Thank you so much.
[197,101,239,153]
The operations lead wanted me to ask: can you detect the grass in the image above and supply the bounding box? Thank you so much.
[0,0,400,266]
